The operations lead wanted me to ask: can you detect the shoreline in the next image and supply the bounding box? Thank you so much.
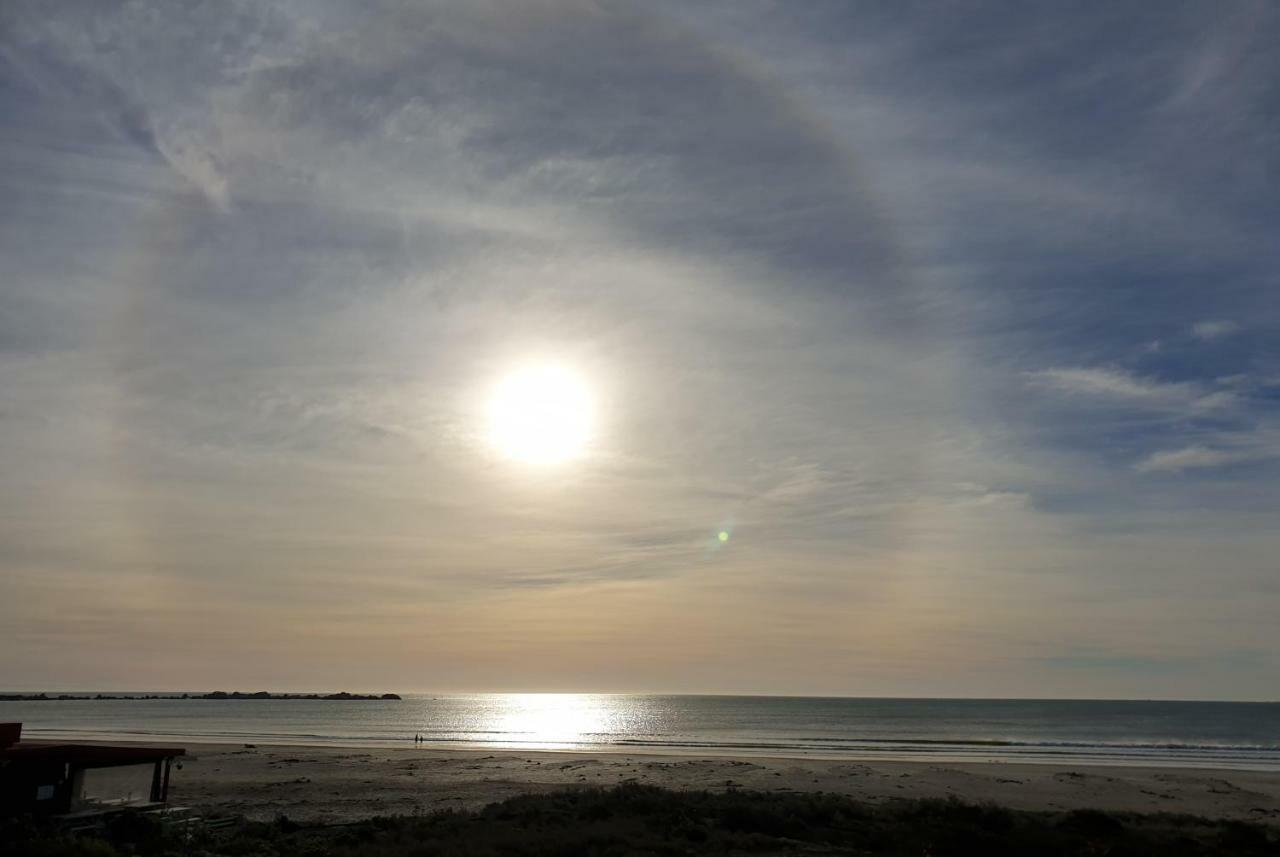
[43,740,1274,824]
[18,732,1280,774]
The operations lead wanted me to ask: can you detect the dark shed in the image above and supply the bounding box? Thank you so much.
[0,724,185,816]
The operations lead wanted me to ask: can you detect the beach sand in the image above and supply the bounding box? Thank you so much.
[162,743,1280,824]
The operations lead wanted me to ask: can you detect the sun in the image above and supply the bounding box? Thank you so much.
[487,363,593,465]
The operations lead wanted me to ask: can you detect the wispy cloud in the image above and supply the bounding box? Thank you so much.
[1136,427,1280,473]
[1136,446,1252,473]
[1191,319,1240,340]
[1025,367,1235,413]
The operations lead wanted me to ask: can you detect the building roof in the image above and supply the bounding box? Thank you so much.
[0,743,185,767]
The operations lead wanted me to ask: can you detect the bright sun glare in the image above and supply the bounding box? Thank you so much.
[487,364,593,465]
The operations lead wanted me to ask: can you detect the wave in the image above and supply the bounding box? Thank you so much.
[608,736,1280,751]
[23,726,1280,756]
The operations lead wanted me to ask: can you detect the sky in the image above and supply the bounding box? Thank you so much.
[1,1,1278,699]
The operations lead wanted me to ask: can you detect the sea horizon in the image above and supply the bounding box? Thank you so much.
[6,690,1280,704]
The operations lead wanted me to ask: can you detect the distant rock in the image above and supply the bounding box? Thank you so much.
[199,691,399,701]
[0,690,402,702]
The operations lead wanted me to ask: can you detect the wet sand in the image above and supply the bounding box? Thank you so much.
[161,743,1280,824]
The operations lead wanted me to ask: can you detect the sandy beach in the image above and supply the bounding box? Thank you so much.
[161,743,1280,824]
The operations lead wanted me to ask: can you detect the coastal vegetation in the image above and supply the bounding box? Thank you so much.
[7,783,1276,856]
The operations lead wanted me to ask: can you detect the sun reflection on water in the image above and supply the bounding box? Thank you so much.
[487,694,634,749]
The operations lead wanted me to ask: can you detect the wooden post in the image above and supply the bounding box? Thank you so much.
[161,758,172,803]
[150,760,163,803]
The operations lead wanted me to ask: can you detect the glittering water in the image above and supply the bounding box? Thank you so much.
[4,694,1278,769]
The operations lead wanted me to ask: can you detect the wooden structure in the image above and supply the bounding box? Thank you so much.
[0,723,184,817]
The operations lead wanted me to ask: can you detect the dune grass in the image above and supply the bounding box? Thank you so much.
[6,782,1277,856]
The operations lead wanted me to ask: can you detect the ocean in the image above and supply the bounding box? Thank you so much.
[4,695,1278,770]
